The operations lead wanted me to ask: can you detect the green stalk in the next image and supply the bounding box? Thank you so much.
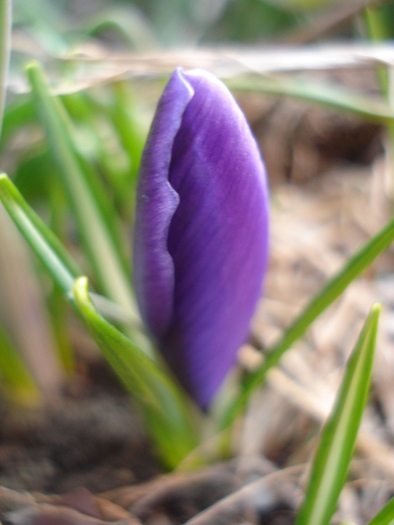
[0,0,11,141]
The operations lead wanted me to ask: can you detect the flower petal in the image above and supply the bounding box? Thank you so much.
[161,69,269,408]
[133,69,194,338]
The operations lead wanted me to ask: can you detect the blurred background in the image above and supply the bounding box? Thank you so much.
[9,0,394,48]
[1,1,394,516]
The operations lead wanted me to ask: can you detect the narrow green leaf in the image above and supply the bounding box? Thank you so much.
[0,173,79,295]
[110,82,148,219]
[1,120,194,429]
[61,89,136,222]
[0,203,63,395]
[73,276,201,469]
[26,63,139,322]
[60,89,132,263]
[0,0,12,141]
[0,174,149,344]
[295,304,381,525]
[365,6,392,41]
[48,179,75,374]
[221,215,394,429]
[111,81,147,182]
[47,283,75,374]
[227,76,394,125]
[367,498,394,525]
[0,320,40,406]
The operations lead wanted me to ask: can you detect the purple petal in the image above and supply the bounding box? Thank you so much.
[133,69,193,338]
[134,68,269,408]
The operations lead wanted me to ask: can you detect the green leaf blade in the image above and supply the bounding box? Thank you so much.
[367,497,394,525]
[0,174,151,355]
[0,174,186,464]
[295,304,381,525]
[0,0,11,141]
[26,62,139,322]
[73,276,201,469]
[0,174,79,295]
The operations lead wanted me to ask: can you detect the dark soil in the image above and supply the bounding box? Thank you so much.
[0,355,301,525]
[0,358,161,495]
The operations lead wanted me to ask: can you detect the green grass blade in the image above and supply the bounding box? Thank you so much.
[367,498,394,525]
[0,175,187,427]
[61,89,136,222]
[26,63,139,321]
[0,173,79,294]
[0,320,40,406]
[221,215,394,430]
[109,82,149,220]
[73,276,200,469]
[0,0,11,140]
[0,203,63,394]
[295,304,380,525]
[0,174,151,357]
[47,179,75,374]
[111,82,147,182]
[47,283,75,374]
[227,76,394,125]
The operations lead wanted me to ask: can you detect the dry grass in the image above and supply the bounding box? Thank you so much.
[237,145,394,522]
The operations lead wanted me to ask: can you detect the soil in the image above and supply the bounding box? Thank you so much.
[0,355,163,493]
[0,356,301,525]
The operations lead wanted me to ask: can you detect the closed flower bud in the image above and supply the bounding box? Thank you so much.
[133,68,269,409]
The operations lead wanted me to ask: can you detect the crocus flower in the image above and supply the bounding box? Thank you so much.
[133,67,269,409]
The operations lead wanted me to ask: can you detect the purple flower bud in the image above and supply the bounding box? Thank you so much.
[133,68,269,409]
